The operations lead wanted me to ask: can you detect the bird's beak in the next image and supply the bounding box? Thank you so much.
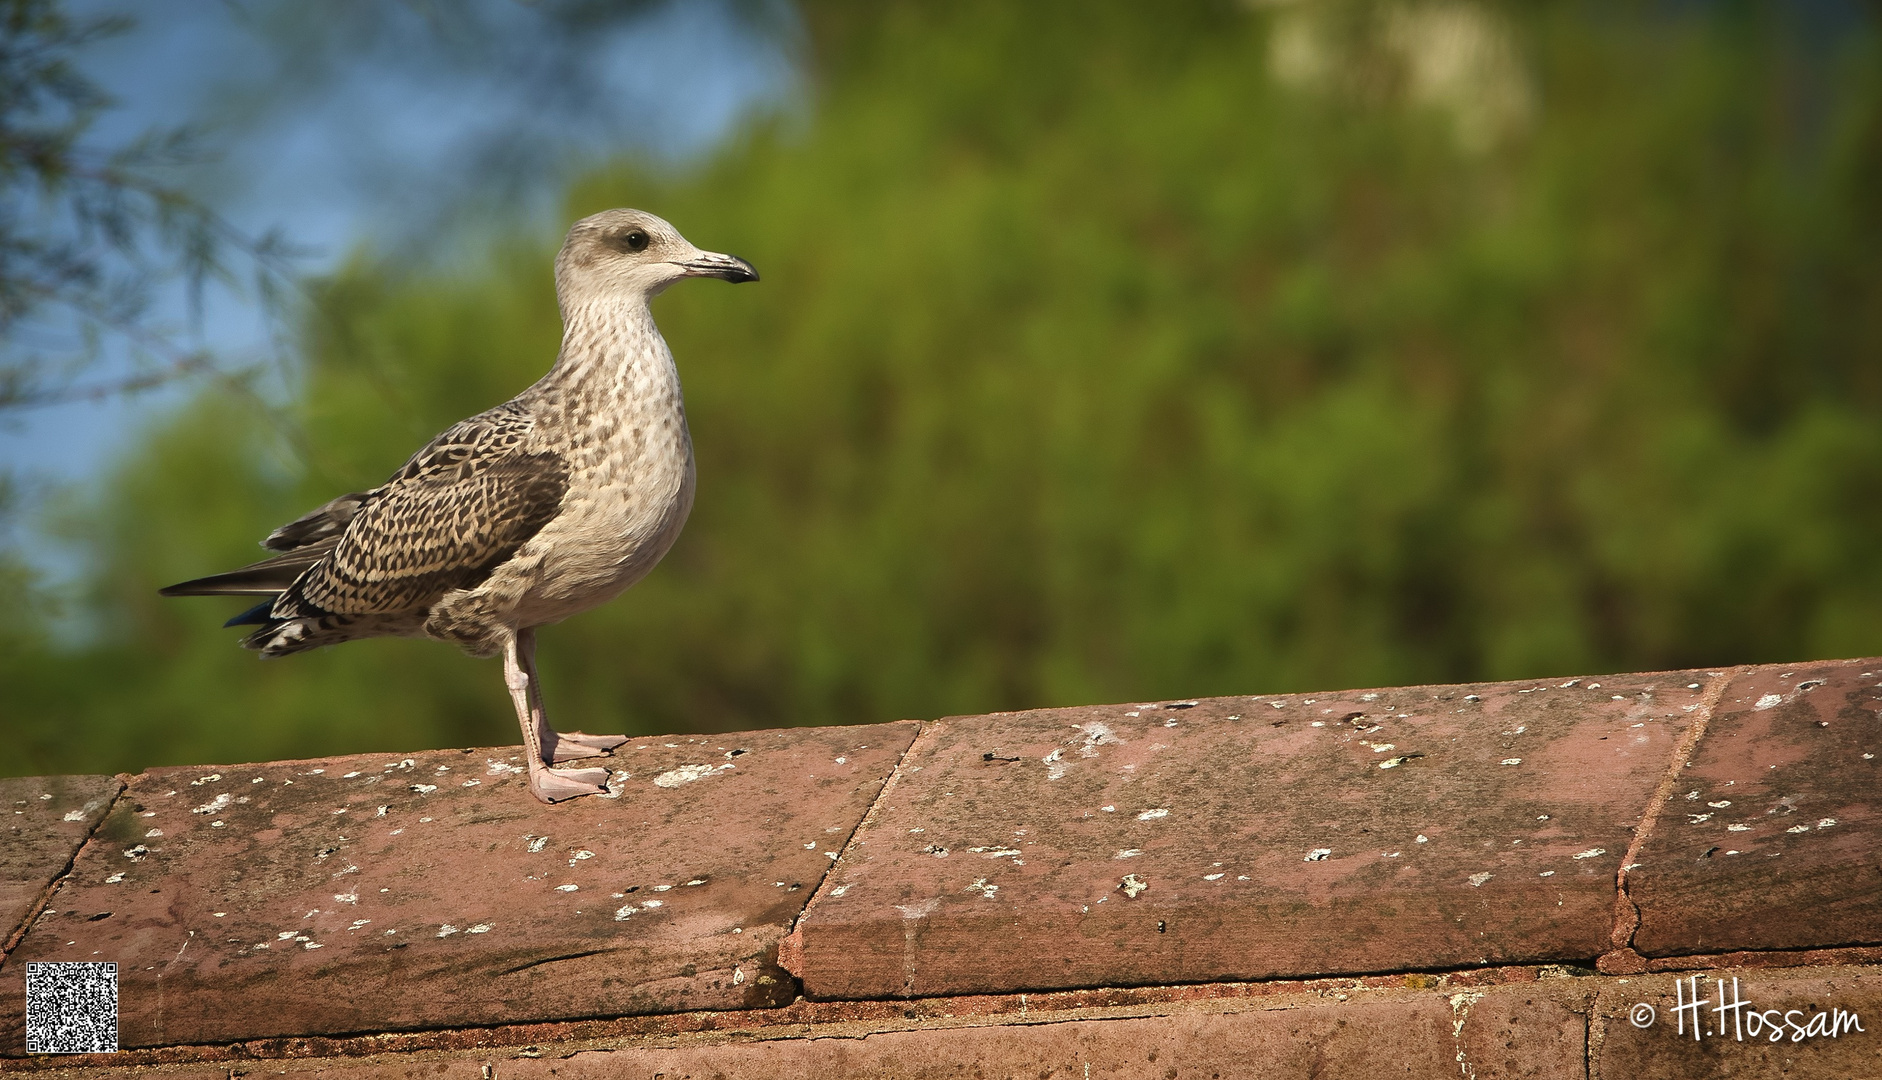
[675,251,759,283]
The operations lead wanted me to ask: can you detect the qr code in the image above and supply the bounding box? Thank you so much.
[24,962,118,1054]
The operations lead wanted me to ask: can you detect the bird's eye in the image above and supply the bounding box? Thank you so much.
[622,229,650,253]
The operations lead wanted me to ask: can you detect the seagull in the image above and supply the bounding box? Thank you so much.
[160,209,758,804]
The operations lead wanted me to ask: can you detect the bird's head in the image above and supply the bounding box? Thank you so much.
[555,208,758,307]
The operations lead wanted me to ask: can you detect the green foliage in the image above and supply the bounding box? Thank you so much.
[8,1,1882,776]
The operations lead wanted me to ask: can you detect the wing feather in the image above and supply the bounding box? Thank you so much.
[271,404,568,619]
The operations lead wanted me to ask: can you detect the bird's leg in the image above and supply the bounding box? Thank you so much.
[503,630,610,803]
[515,628,629,763]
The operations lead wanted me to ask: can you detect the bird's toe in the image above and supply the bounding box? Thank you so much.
[529,766,613,803]
[545,731,629,762]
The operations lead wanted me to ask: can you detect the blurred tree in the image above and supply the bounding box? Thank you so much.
[7,0,1882,777]
[0,0,300,410]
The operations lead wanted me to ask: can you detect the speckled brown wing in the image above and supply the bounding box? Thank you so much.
[271,404,569,620]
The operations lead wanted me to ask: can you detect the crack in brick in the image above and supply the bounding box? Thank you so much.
[1601,669,1743,972]
[776,720,933,990]
[0,775,127,964]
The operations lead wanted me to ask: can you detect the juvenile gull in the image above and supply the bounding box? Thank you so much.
[161,209,758,803]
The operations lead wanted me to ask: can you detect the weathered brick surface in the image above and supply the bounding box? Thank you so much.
[1627,659,1882,958]
[0,774,121,949]
[0,724,917,1050]
[785,672,1713,998]
[1,979,1596,1079]
[1590,966,1882,1078]
[6,658,1882,1077]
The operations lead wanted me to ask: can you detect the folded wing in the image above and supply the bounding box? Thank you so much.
[160,403,569,645]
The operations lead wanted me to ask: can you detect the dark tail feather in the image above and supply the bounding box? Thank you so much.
[223,598,280,627]
[159,543,333,597]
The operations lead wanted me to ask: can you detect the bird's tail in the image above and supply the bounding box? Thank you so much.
[159,543,334,598]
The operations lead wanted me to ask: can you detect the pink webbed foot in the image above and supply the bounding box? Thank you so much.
[528,765,613,804]
[544,731,629,763]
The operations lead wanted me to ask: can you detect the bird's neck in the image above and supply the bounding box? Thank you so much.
[534,296,682,425]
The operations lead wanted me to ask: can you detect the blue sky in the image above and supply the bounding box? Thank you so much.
[2,0,794,522]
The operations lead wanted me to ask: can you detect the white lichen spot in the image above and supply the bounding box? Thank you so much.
[191,793,232,815]
[569,850,596,865]
[104,872,125,884]
[651,884,672,892]
[1203,872,1225,881]
[1708,800,1732,808]
[1571,848,1606,859]
[1368,743,1396,753]
[1114,848,1143,859]
[1499,758,1522,766]
[1467,872,1493,887]
[467,924,491,934]
[555,884,579,892]
[834,756,847,765]
[653,764,730,788]
[965,878,999,900]
[1539,870,1555,877]
[343,771,362,779]
[831,884,851,897]
[1727,824,1751,832]
[1120,874,1148,898]
[1754,694,1784,710]
[1415,834,1429,843]
[1304,848,1332,862]
[302,941,323,950]
[1038,748,1069,781]
[437,925,459,937]
[1136,808,1170,821]
[334,892,358,904]
[613,905,637,921]
[641,899,663,909]
[1786,825,1810,834]
[1818,818,1838,828]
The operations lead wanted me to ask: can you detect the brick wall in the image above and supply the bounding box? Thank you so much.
[4,658,1879,1077]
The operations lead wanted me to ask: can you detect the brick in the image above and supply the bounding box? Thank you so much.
[24,991,1560,1080]
[0,724,917,1051]
[0,774,121,949]
[1591,966,1882,1079]
[787,673,1712,998]
[1628,659,1882,957]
